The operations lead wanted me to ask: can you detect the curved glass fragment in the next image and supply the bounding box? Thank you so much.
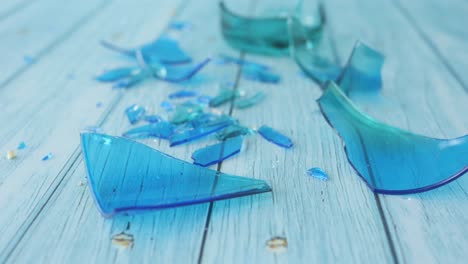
[258,125,293,148]
[220,1,324,56]
[81,133,271,217]
[318,82,468,194]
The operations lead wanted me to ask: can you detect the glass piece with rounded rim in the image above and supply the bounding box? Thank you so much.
[307,167,328,181]
[235,91,266,109]
[318,82,468,194]
[220,2,324,56]
[80,133,271,217]
[192,136,243,167]
[258,125,293,148]
[122,122,175,140]
[125,104,146,125]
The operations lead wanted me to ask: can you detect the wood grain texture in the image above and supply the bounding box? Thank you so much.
[0,0,183,261]
[324,0,468,263]
[3,0,245,263]
[0,0,32,21]
[0,0,110,88]
[393,0,468,92]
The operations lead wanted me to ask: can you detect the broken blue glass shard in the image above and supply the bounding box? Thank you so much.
[113,68,148,89]
[220,2,324,56]
[169,21,192,31]
[318,82,468,194]
[169,90,198,99]
[216,54,270,71]
[42,152,53,161]
[170,102,204,124]
[96,67,138,82]
[123,122,175,139]
[149,59,211,83]
[170,115,236,146]
[307,167,328,181]
[101,36,191,64]
[242,66,281,84]
[144,114,163,123]
[209,88,239,107]
[161,100,175,111]
[17,142,26,150]
[80,133,271,217]
[235,91,266,109]
[192,136,243,166]
[258,125,293,148]
[125,104,146,124]
[216,125,254,141]
[197,95,212,105]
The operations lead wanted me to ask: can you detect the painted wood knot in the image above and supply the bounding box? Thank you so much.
[265,236,288,253]
[111,232,134,249]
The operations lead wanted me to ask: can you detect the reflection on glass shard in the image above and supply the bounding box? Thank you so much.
[258,125,293,148]
[101,37,191,64]
[235,91,266,109]
[125,104,146,124]
[209,89,239,107]
[42,152,53,161]
[318,82,468,194]
[170,116,235,146]
[81,133,271,217]
[192,136,243,166]
[307,167,328,181]
[123,122,175,139]
[216,125,253,141]
[220,2,324,56]
[242,66,281,83]
[169,90,198,99]
[17,142,26,150]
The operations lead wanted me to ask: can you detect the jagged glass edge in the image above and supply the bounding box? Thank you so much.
[317,82,468,194]
[80,133,272,217]
[219,1,324,56]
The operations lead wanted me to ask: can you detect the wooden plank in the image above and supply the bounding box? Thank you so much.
[0,0,184,261]
[200,1,395,263]
[0,0,32,21]
[393,0,468,92]
[2,0,245,262]
[324,0,468,263]
[0,0,109,87]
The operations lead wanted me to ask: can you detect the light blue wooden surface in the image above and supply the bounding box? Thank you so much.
[0,0,467,263]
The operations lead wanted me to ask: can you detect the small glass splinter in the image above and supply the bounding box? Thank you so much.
[209,89,239,107]
[258,125,293,148]
[17,142,26,150]
[192,136,243,166]
[125,104,146,124]
[42,152,53,161]
[318,82,468,194]
[80,133,271,217]
[307,167,328,181]
[235,91,266,109]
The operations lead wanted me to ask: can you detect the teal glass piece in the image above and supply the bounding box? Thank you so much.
[169,116,236,147]
[42,152,53,161]
[235,91,266,109]
[122,122,175,139]
[242,66,281,83]
[169,102,204,124]
[101,36,191,64]
[96,67,138,82]
[197,95,212,106]
[80,133,271,217]
[169,90,198,99]
[220,2,324,56]
[209,88,239,107]
[216,54,270,70]
[307,167,328,181]
[318,82,468,194]
[258,125,293,148]
[17,142,26,150]
[144,114,163,123]
[192,136,243,166]
[216,125,254,141]
[125,104,146,124]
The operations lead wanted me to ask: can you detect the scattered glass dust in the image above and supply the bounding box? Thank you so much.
[265,237,288,253]
[6,150,16,160]
[111,232,134,249]
[42,152,53,161]
[17,142,26,150]
[258,125,293,148]
[307,167,328,181]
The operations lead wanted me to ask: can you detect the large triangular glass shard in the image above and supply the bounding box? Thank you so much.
[318,82,468,194]
[101,36,191,64]
[80,133,272,217]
